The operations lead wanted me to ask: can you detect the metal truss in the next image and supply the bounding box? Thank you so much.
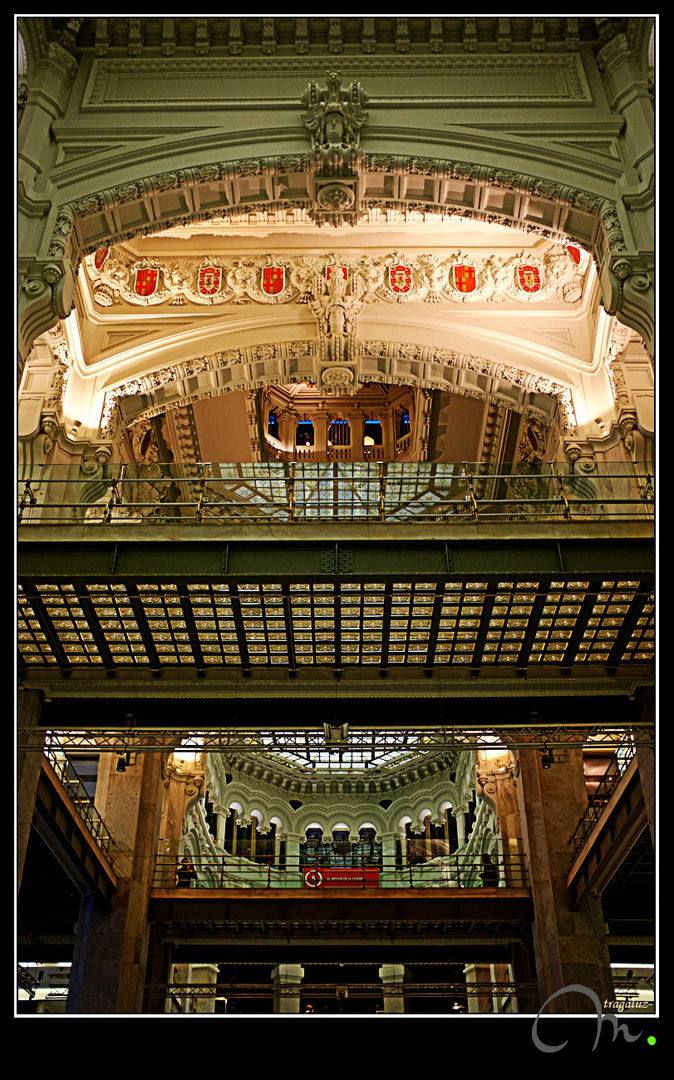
[17,723,655,755]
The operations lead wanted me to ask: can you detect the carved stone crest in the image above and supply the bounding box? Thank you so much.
[302,72,369,226]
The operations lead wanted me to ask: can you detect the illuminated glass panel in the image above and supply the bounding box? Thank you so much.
[17,573,654,672]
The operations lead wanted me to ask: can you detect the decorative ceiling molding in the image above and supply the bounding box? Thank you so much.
[101,336,573,443]
[35,16,613,59]
[59,152,610,260]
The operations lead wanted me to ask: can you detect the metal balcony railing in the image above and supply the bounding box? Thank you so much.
[145,978,533,1011]
[18,461,654,526]
[568,738,637,864]
[43,747,114,864]
[154,850,528,890]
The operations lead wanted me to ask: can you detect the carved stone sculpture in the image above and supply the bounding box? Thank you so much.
[302,72,369,226]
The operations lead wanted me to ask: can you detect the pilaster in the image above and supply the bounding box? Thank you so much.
[72,750,165,1013]
[475,747,525,885]
[190,964,220,1014]
[517,746,615,1012]
[463,963,493,1014]
[271,964,304,1013]
[17,688,44,889]
[379,964,408,1013]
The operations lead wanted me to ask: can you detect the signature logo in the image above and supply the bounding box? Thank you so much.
[532,985,646,1053]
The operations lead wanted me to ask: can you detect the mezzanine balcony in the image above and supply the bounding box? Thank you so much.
[18,460,654,530]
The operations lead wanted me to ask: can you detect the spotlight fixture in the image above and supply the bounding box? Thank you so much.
[116,750,131,772]
[540,743,554,769]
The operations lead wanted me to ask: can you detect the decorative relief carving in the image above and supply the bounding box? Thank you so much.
[606,320,639,411]
[85,245,588,310]
[40,325,71,419]
[320,366,354,393]
[301,72,369,226]
[516,414,554,463]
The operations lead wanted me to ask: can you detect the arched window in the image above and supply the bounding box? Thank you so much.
[301,825,328,866]
[328,418,350,446]
[296,421,314,446]
[331,826,351,865]
[353,825,381,866]
[364,419,382,446]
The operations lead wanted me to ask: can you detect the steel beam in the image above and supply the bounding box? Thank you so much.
[17,537,655,582]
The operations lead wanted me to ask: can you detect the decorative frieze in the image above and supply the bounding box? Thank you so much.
[57,16,612,59]
[85,243,590,310]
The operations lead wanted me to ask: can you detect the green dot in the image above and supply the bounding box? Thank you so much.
[647,1036,656,1046]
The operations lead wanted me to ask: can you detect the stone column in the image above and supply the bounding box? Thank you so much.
[399,826,408,872]
[190,963,220,1014]
[274,828,284,867]
[168,962,191,1013]
[381,408,396,461]
[278,412,294,456]
[380,831,398,883]
[313,411,328,460]
[216,808,227,850]
[453,804,468,846]
[475,748,524,884]
[248,816,257,860]
[424,813,433,859]
[490,963,515,1013]
[379,964,408,1013]
[285,832,303,885]
[17,687,44,890]
[510,926,540,1015]
[463,963,492,1014]
[636,686,655,846]
[443,808,452,854]
[18,40,80,360]
[157,751,206,887]
[143,922,174,1014]
[71,749,165,1013]
[594,31,655,356]
[271,964,304,1013]
[517,746,615,1013]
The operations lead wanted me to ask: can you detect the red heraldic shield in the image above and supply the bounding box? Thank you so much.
[517,264,542,293]
[198,265,222,296]
[93,248,109,271]
[453,264,477,293]
[326,265,348,283]
[389,263,412,294]
[134,267,159,298]
[567,245,582,265]
[262,266,285,295]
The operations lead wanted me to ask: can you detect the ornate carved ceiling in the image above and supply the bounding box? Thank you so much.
[57,214,613,465]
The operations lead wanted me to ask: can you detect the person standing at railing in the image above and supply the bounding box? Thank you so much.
[479,853,498,888]
[176,856,198,887]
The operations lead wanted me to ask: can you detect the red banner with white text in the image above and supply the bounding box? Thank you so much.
[303,867,380,888]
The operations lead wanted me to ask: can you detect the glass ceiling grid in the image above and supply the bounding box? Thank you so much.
[239,729,433,774]
[17,578,654,672]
